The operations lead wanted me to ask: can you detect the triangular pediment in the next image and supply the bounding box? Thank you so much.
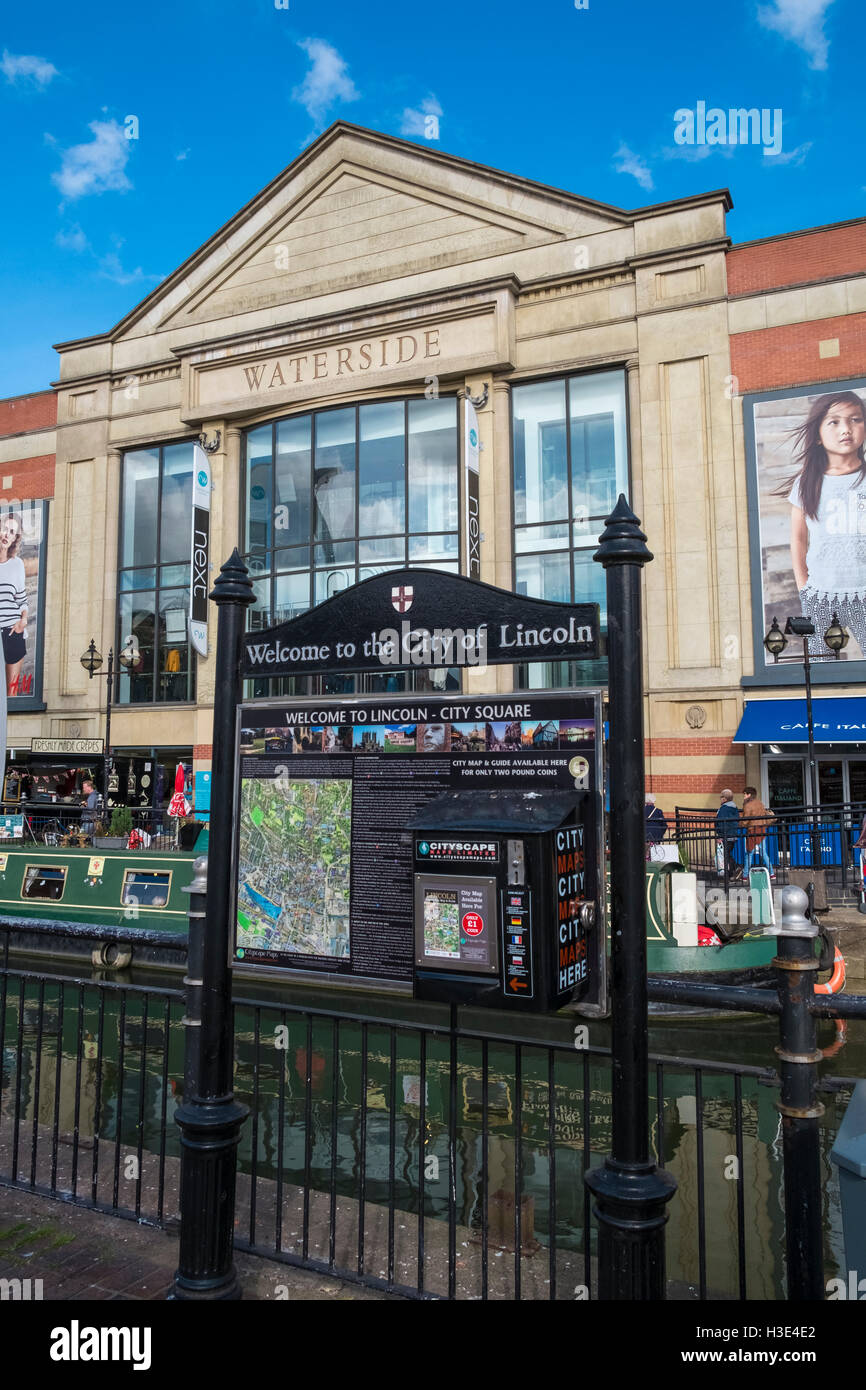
[112,125,629,340]
[163,161,585,328]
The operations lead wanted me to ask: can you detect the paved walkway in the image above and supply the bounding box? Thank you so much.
[0,1185,397,1300]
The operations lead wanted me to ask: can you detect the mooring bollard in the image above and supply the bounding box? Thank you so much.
[170,551,253,1301]
[768,884,825,1301]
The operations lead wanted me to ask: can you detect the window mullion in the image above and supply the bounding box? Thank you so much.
[154,446,163,704]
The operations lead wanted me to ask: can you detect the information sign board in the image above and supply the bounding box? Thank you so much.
[233,690,602,991]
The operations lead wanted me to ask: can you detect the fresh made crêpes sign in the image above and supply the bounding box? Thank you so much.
[242,568,600,678]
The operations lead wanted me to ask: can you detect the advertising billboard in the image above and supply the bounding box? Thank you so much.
[2,499,48,710]
[744,379,866,678]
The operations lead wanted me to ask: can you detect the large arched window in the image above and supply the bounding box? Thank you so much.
[242,396,460,694]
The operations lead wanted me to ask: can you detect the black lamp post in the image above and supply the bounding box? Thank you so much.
[584,497,677,1298]
[80,636,138,812]
[763,613,849,869]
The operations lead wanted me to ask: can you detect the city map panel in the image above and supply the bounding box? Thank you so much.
[237,777,352,960]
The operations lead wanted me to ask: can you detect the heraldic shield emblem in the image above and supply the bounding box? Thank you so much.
[391,585,414,613]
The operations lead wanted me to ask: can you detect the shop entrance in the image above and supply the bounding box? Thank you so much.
[765,749,866,810]
[111,747,192,816]
[766,759,804,811]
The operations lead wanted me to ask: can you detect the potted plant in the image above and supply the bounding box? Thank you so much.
[94,805,133,849]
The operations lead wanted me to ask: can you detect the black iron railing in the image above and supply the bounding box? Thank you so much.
[0,933,860,1301]
[672,801,866,903]
[0,805,203,852]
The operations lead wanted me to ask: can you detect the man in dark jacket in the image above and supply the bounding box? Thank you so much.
[715,789,742,879]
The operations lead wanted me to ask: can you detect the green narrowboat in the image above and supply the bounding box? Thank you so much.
[0,844,197,971]
[0,845,832,1012]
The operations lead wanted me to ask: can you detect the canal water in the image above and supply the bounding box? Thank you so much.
[0,959,861,1299]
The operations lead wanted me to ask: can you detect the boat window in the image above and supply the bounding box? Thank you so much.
[121,869,172,908]
[22,865,68,901]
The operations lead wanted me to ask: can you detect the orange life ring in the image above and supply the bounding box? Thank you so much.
[819,1019,848,1059]
[815,945,846,995]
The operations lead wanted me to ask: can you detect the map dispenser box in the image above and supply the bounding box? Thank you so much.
[408,789,601,1014]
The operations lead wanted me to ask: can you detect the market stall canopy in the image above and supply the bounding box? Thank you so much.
[733,698,866,744]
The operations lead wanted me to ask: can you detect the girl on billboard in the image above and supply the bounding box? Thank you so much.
[0,513,28,694]
[780,391,866,656]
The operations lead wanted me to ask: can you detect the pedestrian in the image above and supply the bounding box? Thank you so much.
[715,788,742,880]
[80,778,99,839]
[856,813,866,902]
[741,785,775,878]
[645,792,668,858]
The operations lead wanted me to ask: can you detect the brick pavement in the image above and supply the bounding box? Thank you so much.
[0,1185,398,1301]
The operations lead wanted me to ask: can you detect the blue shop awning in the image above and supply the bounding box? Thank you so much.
[733,697,866,744]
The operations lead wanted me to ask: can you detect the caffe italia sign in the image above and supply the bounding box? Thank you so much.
[242,568,600,678]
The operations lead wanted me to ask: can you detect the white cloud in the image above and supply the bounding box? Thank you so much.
[56,224,90,253]
[1,49,58,87]
[291,39,359,126]
[50,119,132,200]
[613,143,654,191]
[53,226,160,285]
[98,250,160,286]
[756,0,834,70]
[662,141,735,162]
[175,149,190,161]
[400,95,442,139]
[765,139,813,165]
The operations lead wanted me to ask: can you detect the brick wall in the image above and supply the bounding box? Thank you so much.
[193,744,213,760]
[645,737,735,757]
[644,735,745,808]
[728,221,866,296]
[730,312,866,392]
[647,773,746,796]
[1,454,55,500]
[0,390,56,437]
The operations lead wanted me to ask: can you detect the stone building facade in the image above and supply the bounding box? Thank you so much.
[3,124,862,814]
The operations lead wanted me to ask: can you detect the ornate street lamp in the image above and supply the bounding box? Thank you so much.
[763,612,849,870]
[80,636,138,812]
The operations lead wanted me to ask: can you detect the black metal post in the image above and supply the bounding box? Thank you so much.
[585,496,676,1299]
[802,639,821,871]
[171,550,253,1300]
[103,648,114,812]
[771,885,825,1300]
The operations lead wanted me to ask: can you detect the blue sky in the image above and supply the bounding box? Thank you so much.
[0,0,859,398]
